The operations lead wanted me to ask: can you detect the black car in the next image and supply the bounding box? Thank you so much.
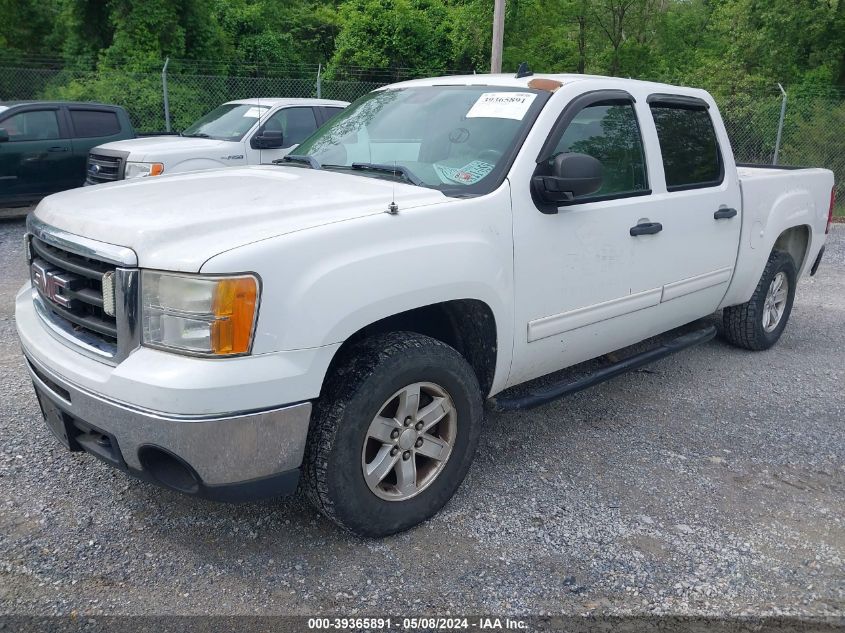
[0,101,135,207]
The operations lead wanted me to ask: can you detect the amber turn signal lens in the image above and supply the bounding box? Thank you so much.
[150,163,165,176]
[210,277,258,355]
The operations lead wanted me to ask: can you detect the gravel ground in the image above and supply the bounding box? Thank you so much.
[1,218,843,619]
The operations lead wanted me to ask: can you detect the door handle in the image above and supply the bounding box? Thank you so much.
[714,208,738,219]
[630,221,663,236]
[47,146,69,153]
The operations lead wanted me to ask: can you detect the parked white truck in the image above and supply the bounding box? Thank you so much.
[16,73,834,536]
[84,98,348,184]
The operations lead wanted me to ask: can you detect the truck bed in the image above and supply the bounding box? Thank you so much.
[719,163,834,308]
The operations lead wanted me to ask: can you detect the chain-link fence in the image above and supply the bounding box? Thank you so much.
[1,64,842,197]
[0,65,383,133]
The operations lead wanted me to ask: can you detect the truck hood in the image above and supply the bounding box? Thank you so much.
[34,166,448,271]
[96,135,235,160]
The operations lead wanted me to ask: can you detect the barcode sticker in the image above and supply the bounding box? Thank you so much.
[466,92,536,120]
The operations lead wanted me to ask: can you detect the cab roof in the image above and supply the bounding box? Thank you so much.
[224,97,349,108]
[381,73,707,97]
[0,100,126,109]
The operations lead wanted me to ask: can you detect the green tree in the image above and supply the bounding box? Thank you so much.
[328,0,456,79]
[0,0,57,61]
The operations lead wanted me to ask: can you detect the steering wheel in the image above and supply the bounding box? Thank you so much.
[475,149,502,164]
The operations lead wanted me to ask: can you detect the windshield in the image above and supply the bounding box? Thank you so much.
[181,103,270,141]
[292,86,548,195]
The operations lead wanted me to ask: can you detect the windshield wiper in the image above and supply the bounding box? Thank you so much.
[181,132,210,138]
[275,154,321,169]
[351,163,424,187]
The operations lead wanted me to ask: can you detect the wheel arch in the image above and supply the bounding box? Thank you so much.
[772,224,811,273]
[323,299,499,398]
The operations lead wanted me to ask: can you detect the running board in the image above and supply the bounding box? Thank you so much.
[492,325,717,412]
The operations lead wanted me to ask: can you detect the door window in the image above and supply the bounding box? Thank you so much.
[323,107,345,122]
[649,103,722,190]
[1,110,60,141]
[262,107,318,147]
[69,109,121,137]
[546,102,648,200]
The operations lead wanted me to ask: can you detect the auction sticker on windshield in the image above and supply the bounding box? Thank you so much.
[242,106,269,118]
[434,160,495,185]
[466,92,536,120]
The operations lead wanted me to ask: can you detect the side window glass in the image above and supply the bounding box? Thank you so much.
[548,103,648,199]
[70,109,121,137]
[649,103,721,190]
[1,110,60,141]
[324,107,345,122]
[263,107,318,147]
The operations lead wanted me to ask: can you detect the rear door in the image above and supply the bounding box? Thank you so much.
[0,106,74,204]
[641,94,742,323]
[317,106,346,125]
[67,106,127,185]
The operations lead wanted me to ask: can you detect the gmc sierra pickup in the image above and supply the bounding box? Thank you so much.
[15,73,835,537]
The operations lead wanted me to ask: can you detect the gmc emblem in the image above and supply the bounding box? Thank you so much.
[31,259,81,309]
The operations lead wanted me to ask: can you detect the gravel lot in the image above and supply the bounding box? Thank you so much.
[1,217,843,620]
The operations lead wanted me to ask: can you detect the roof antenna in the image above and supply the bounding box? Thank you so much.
[387,160,399,214]
[515,62,533,79]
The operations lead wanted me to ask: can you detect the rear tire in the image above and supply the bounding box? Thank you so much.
[302,332,483,537]
[722,250,797,351]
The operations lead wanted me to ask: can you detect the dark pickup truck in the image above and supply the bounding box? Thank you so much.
[0,101,134,208]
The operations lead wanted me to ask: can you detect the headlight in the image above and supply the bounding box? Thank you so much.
[141,271,259,356]
[125,162,164,179]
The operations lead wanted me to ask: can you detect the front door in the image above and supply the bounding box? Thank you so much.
[246,106,320,164]
[0,107,74,204]
[509,91,676,387]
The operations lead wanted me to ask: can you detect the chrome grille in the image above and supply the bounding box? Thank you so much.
[86,153,123,184]
[29,236,118,346]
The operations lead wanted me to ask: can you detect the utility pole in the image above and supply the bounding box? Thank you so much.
[161,57,171,133]
[773,83,787,165]
[491,0,506,73]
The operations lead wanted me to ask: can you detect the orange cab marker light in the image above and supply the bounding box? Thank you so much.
[528,78,563,93]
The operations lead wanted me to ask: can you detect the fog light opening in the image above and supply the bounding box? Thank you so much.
[138,446,201,494]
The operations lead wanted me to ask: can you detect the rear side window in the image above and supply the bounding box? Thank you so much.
[69,109,121,138]
[650,103,722,190]
[548,102,649,200]
[324,107,345,121]
[2,110,60,141]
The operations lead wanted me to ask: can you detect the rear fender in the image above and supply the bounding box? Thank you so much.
[721,188,816,308]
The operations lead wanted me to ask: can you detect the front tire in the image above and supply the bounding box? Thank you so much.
[302,332,483,537]
[722,250,797,350]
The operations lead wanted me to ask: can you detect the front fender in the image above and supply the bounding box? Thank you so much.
[202,185,515,394]
[165,158,233,174]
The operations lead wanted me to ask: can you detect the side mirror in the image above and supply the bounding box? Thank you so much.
[532,152,603,208]
[251,129,284,150]
[0,128,9,143]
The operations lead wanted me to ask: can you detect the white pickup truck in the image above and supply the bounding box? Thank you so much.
[16,73,834,537]
[84,97,348,184]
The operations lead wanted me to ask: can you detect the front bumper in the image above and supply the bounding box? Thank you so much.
[15,276,329,502]
[24,350,311,500]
